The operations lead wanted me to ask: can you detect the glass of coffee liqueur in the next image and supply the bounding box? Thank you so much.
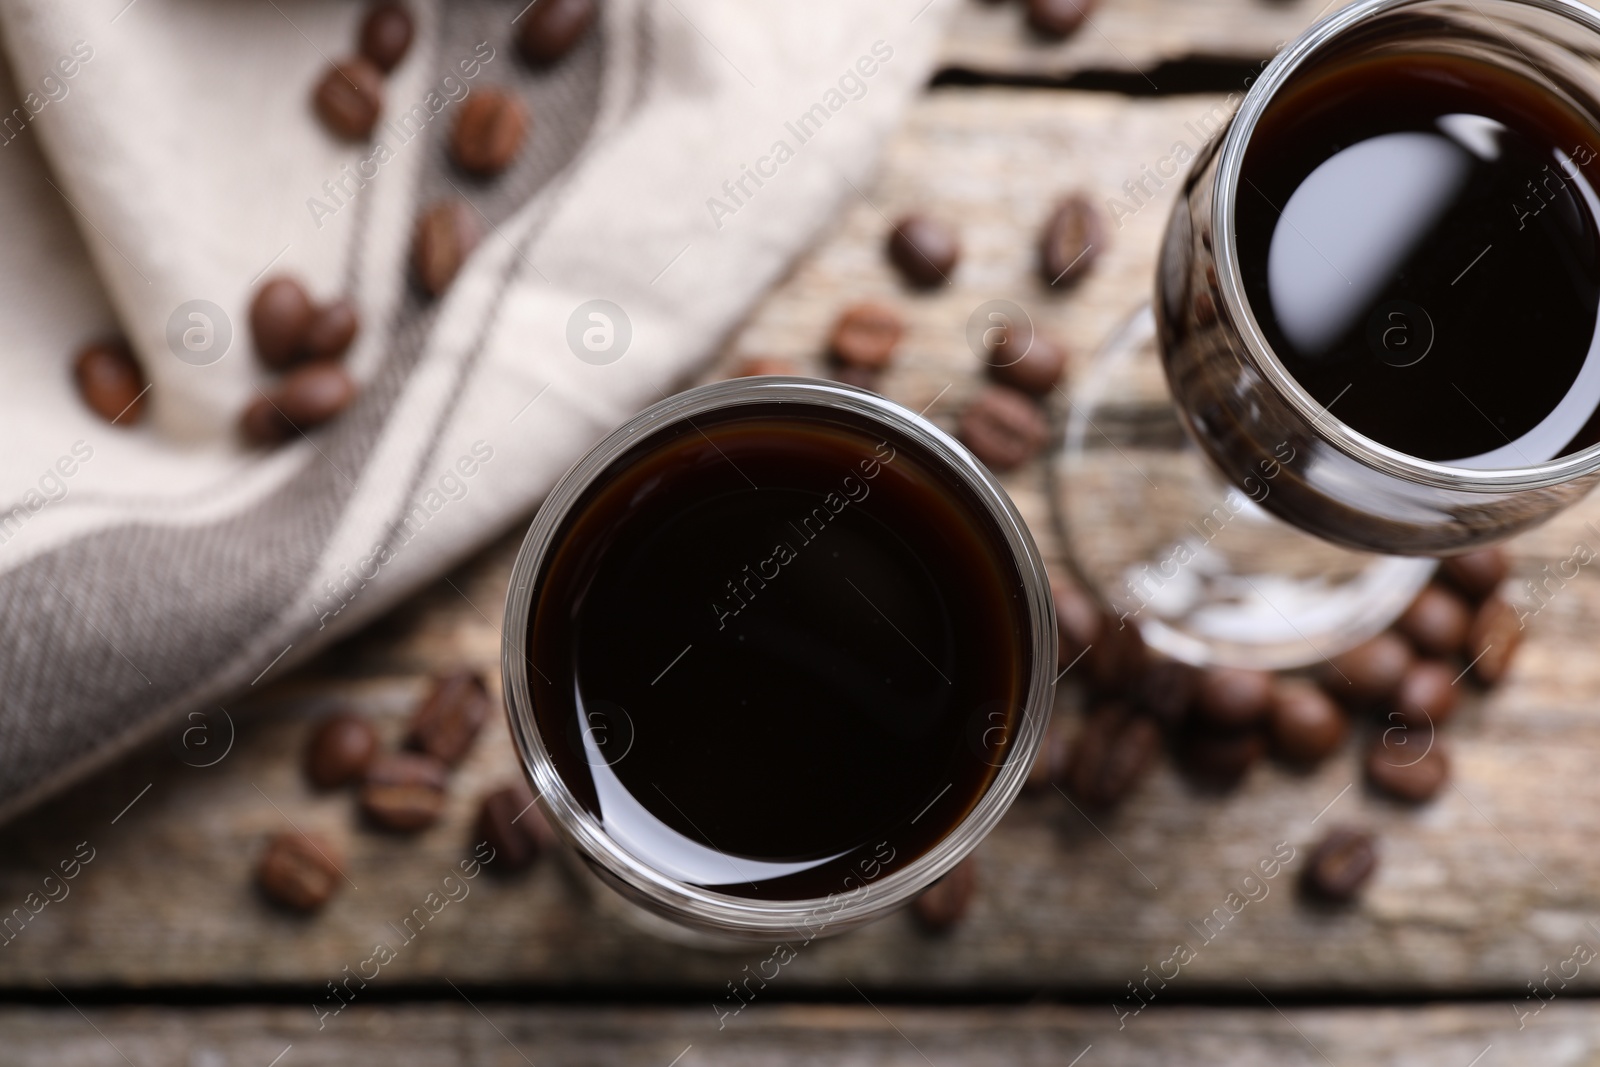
[503,379,1056,940]
[1055,0,1600,668]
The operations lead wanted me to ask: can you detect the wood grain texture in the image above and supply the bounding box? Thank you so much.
[3,90,1600,999]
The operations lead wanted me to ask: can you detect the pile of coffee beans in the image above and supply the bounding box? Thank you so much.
[240,275,361,445]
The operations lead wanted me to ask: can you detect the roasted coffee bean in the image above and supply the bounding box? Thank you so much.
[1390,659,1459,730]
[1086,614,1146,694]
[988,328,1067,396]
[251,276,315,369]
[359,3,414,72]
[1195,667,1273,730]
[1063,703,1161,808]
[1180,727,1265,787]
[1024,722,1072,793]
[277,363,357,429]
[73,340,146,424]
[1467,595,1522,686]
[1051,578,1103,674]
[1322,632,1414,703]
[1366,738,1449,803]
[406,670,489,765]
[828,302,904,369]
[1396,584,1473,658]
[313,58,384,140]
[1039,194,1104,287]
[451,89,530,176]
[475,780,555,871]
[1132,657,1197,728]
[1027,0,1097,38]
[361,752,448,831]
[911,855,977,932]
[239,393,293,445]
[831,363,882,392]
[887,213,959,288]
[256,831,343,911]
[730,355,798,377]
[958,386,1050,471]
[1268,678,1347,765]
[519,0,598,64]
[413,200,483,296]
[1302,827,1378,902]
[304,712,379,789]
[302,299,360,363]
[1441,548,1508,602]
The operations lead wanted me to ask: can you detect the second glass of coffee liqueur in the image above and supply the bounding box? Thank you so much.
[502,378,1056,940]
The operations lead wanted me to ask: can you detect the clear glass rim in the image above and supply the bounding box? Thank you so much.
[1213,0,1600,492]
[500,377,1057,939]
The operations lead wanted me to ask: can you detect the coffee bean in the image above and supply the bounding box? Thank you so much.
[959,386,1050,471]
[912,855,977,932]
[406,670,489,766]
[1024,722,1071,793]
[1063,702,1161,808]
[1467,596,1522,687]
[831,363,883,392]
[302,299,360,363]
[239,393,293,446]
[1132,657,1196,728]
[256,831,343,911]
[730,356,798,377]
[887,213,959,288]
[1322,632,1414,703]
[1397,584,1473,658]
[361,752,448,831]
[313,58,384,140]
[359,3,414,72]
[304,712,379,789]
[1366,737,1449,803]
[1195,667,1273,729]
[1267,678,1346,765]
[1039,194,1104,287]
[277,363,357,429]
[73,340,146,424]
[519,0,598,65]
[251,276,315,369]
[1051,578,1103,674]
[1441,548,1508,602]
[475,780,555,872]
[1180,727,1265,787]
[828,302,904,369]
[1087,614,1146,694]
[1389,659,1459,730]
[1027,0,1097,38]
[988,329,1067,396]
[1302,827,1378,902]
[451,89,530,176]
[413,200,482,296]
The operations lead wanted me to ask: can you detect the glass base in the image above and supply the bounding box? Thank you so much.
[1050,305,1435,670]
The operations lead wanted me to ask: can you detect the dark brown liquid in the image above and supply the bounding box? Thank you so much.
[526,404,1031,900]
[1238,51,1600,465]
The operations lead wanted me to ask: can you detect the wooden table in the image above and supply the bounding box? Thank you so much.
[9,0,1600,1061]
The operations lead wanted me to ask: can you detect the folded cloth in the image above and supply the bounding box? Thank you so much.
[0,0,952,823]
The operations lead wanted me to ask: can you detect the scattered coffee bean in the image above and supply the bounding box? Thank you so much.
[359,3,414,72]
[1063,702,1161,808]
[828,302,904,369]
[73,340,146,424]
[1132,657,1196,728]
[276,363,357,430]
[302,299,360,363]
[1180,727,1266,787]
[1027,0,1097,38]
[887,213,959,288]
[1024,722,1071,793]
[1268,678,1347,765]
[958,386,1050,471]
[304,712,379,789]
[730,355,798,377]
[519,0,598,65]
[1440,548,1508,602]
[1390,659,1459,730]
[1086,614,1146,694]
[831,363,883,392]
[988,328,1067,396]
[1195,667,1273,730]
[1039,194,1104,287]
[251,276,316,369]
[313,58,384,140]
[361,752,448,831]
[1052,578,1103,675]
[239,393,293,445]
[475,781,555,872]
[413,200,483,296]
[1323,631,1414,703]
[1396,584,1473,658]
[912,855,977,932]
[406,670,489,766]
[1467,595,1522,687]
[451,88,530,176]
[1302,827,1378,902]
[1366,737,1449,802]
[256,831,343,911]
